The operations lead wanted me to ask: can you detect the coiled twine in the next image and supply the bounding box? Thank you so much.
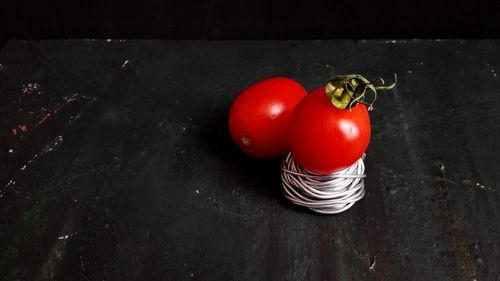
[280,153,366,214]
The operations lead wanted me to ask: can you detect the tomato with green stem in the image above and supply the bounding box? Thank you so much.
[289,74,397,175]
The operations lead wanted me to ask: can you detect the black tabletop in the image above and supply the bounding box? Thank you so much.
[0,40,499,281]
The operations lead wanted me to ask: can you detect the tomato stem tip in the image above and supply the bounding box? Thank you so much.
[240,135,252,146]
[325,73,397,111]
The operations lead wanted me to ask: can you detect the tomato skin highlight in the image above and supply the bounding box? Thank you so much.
[229,78,307,159]
[289,86,371,175]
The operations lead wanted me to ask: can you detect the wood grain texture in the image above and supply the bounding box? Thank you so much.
[0,40,499,281]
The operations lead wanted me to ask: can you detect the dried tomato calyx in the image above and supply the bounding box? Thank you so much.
[325,73,397,111]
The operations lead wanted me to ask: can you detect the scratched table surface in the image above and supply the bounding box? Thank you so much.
[0,40,499,281]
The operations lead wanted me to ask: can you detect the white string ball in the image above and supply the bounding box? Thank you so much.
[280,152,366,214]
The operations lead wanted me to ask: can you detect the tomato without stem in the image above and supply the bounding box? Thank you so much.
[289,86,371,175]
[229,78,307,158]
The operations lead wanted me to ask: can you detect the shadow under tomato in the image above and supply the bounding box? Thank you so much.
[203,108,297,210]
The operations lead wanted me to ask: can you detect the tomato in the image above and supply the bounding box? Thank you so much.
[229,77,307,158]
[289,86,371,175]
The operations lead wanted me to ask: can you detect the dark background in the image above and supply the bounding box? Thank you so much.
[1,0,500,279]
[1,38,500,281]
[1,0,500,48]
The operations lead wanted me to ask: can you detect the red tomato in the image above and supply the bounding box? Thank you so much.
[289,86,371,174]
[229,78,307,158]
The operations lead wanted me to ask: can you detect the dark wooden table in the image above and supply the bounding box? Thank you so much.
[0,40,499,281]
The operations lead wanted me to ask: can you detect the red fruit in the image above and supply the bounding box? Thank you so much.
[229,77,307,158]
[289,86,371,174]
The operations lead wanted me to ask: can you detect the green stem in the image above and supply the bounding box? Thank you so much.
[325,73,397,111]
